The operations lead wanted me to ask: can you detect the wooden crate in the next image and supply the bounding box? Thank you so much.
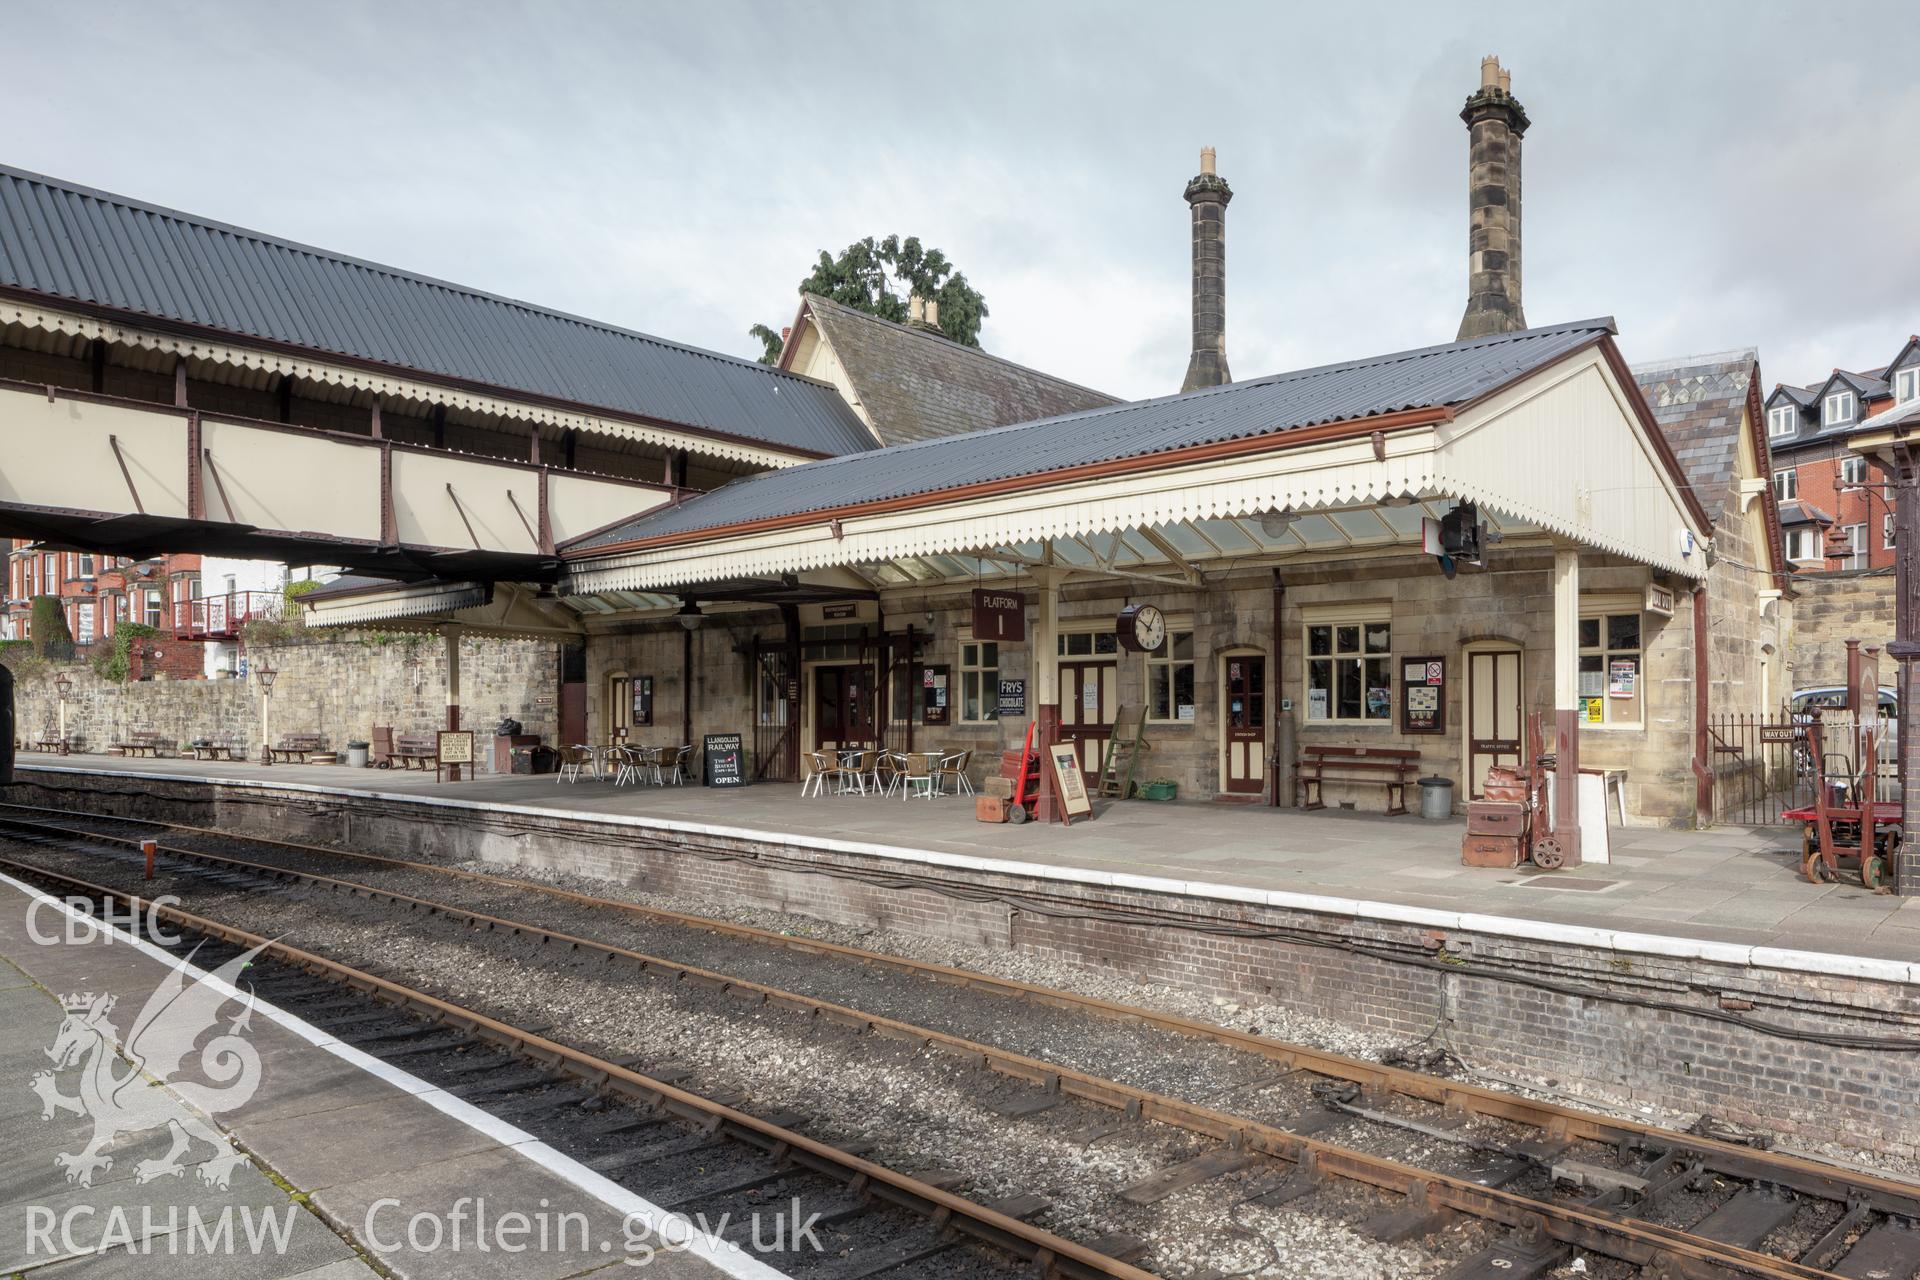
[1466,802,1528,836]
[975,795,1009,823]
[1461,834,1524,868]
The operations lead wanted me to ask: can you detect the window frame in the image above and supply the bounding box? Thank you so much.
[1823,390,1855,426]
[1772,467,1798,502]
[1839,455,1868,488]
[1885,512,1897,551]
[1785,528,1818,563]
[1767,404,1797,438]
[1577,607,1645,729]
[1898,367,1920,405]
[1841,522,1867,570]
[957,637,1000,724]
[1144,629,1197,725]
[1301,608,1394,727]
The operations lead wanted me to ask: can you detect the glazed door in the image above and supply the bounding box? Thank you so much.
[1465,647,1523,799]
[1058,660,1115,786]
[1222,655,1267,794]
[814,665,873,751]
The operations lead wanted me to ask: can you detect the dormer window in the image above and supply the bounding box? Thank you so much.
[1823,390,1856,426]
[1767,404,1797,438]
[1898,367,1920,405]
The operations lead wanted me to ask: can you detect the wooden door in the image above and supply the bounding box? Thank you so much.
[1058,660,1116,786]
[1222,655,1267,794]
[1465,647,1523,799]
[814,665,873,751]
[558,644,587,745]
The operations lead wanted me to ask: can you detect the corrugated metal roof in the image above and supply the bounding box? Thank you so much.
[567,317,1615,553]
[0,165,875,458]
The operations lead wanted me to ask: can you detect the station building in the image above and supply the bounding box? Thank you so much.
[0,59,1789,845]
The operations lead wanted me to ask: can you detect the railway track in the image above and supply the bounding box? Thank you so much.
[1,802,1916,1279]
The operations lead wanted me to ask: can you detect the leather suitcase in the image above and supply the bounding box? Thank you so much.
[1466,802,1528,836]
[1461,834,1524,867]
[975,795,1009,823]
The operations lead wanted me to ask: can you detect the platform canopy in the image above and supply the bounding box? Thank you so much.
[560,319,1714,600]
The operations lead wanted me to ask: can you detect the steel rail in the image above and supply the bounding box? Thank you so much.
[4,800,1913,1223]
[0,823,1867,1280]
[0,855,1156,1280]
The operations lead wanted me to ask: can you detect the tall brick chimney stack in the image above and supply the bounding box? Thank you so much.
[1181,146,1233,392]
[1455,56,1531,341]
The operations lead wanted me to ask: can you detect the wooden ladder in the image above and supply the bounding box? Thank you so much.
[1098,705,1150,798]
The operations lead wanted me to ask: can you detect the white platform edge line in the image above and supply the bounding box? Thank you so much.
[23,764,1919,987]
[0,868,786,1280]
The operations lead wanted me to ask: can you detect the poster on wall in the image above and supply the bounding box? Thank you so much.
[1307,689,1330,721]
[998,679,1026,717]
[1579,667,1605,699]
[921,664,950,726]
[1398,654,1446,735]
[1608,658,1638,698]
[1585,697,1604,723]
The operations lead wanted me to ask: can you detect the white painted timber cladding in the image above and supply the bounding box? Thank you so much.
[547,472,671,545]
[200,417,383,540]
[1434,350,1703,576]
[306,583,487,626]
[3,302,811,470]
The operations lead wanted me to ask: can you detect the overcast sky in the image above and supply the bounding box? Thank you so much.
[11,1,1917,401]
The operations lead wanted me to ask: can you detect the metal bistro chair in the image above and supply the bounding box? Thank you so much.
[936,749,975,796]
[802,750,849,798]
[843,748,880,795]
[871,750,903,798]
[557,744,594,784]
[612,744,653,787]
[663,744,692,785]
[899,751,939,801]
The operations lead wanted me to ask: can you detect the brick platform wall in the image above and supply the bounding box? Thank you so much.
[20,770,1916,1159]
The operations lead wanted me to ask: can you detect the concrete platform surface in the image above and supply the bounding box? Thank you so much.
[0,875,779,1279]
[16,757,1920,978]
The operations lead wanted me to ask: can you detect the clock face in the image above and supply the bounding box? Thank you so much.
[1132,604,1165,652]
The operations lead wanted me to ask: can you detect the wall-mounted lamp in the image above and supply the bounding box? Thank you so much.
[676,600,705,632]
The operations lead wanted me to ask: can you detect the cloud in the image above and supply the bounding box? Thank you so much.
[8,0,1916,401]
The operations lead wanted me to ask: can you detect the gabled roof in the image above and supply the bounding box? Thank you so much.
[1885,336,1920,374]
[0,165,874,459]
[1630,349,1758,523]
[1767,383,1817,410]
[567,317,1622,554]
[1813,368,1889,403]
[785,294,1120,446]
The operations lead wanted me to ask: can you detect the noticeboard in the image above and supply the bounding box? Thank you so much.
[1398,655,1446,736]
[436,730,475,765]
[921,664,950,726]
[703,733,747,787]
[1046,743,1093,824]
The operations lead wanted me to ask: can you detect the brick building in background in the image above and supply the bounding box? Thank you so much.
[2,543,207,678]
[1765,336,1920,571]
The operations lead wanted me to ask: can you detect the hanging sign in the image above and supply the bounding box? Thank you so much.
[971,589,1026,643]
[997,678,1026,717]
[1046,743,1093,823]
[1644,583,1676,617]
[703,733,747,786]
[822,603,858,621]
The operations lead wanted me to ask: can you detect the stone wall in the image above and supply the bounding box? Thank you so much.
[5,630,559,761]
[1788,569,1894,691]
[583,547,1707,824]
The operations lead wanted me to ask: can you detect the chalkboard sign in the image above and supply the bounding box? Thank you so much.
[703,733,747,787]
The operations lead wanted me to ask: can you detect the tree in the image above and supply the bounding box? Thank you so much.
[29,595,73,662]
[750,235,988,363]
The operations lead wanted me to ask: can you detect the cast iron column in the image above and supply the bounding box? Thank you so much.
[1890,442,1920,894]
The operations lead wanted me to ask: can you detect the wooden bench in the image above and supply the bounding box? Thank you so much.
[1294,744,1421,816]
[111,730,175,759]
[391,733,440,771]
[26,737,72,756]
[265,733,327,764]
[188,733,247,762]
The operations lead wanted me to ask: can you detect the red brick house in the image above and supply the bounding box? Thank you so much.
[1765,337,1920,571]
[2,542,206,677]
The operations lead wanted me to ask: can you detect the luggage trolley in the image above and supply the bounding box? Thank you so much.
[1785,644,1902,892]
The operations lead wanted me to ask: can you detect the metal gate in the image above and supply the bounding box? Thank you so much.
[753,643,799,783]
[1710,712,1899,825]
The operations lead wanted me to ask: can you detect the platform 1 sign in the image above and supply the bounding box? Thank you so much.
[971,588,1026,643]
[703,733,747,787]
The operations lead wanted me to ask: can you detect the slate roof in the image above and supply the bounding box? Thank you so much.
[1630,349,1758,522]
[0,165,874,458]
[567,317,1618,554]
[1778,500,1832,527]
[797,294,1120,446]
